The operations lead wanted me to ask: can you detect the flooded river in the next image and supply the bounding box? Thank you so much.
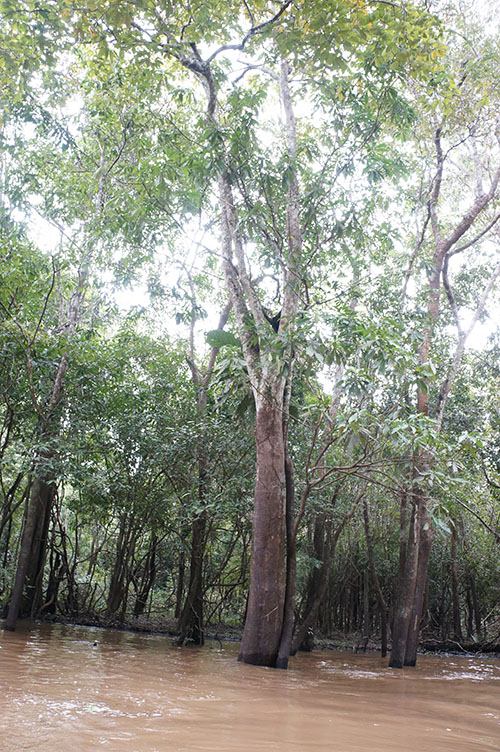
[1,623,499,751]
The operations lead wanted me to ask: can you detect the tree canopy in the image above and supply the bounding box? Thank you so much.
[2,0,500,668]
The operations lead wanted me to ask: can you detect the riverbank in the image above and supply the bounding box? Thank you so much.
[11,612,499,659]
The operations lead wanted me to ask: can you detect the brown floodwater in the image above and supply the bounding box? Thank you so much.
[1,623,499,751]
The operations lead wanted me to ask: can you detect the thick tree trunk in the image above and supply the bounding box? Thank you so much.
[238,401,286,667]
[389,502,419,668]
[404,500,433,665]
[4,476,55,630]
[276,450,296,669]
[390,493,433,667]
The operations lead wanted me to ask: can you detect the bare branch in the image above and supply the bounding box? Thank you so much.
[448,211,500,257]
[205,0,294,64]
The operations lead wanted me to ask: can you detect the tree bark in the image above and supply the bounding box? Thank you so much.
[238,400,286,667]
[4,476,55,629]
[404,499,433,665]
[177,509,207,645]
[450,523,462,642]
[389,501,419,668]
[275,447,296,668]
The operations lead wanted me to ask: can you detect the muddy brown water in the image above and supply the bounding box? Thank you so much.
[1,624,499,751]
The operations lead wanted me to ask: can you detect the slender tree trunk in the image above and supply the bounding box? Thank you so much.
[291,515,332,654]
[106,514,129,618]
[175,550,185,619]
[238,400,286,667]
[362,498,388,657]
[133,532,158,618]
[450,523,462,642]
[42,549,63,616]
[358,567,370,652]
[469,573,482,639]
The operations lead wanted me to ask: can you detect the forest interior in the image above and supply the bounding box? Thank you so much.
[3,0,500,679]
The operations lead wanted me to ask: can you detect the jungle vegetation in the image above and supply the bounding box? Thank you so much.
[1,0,500,669]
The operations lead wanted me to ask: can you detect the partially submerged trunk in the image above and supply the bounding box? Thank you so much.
[177,510,207,645]
[404,498,433,666]
[276,407,297,669]
[238,401,287,666]
[177,302,231,646]
[389,500,419,668]
[4,476,55,629]
[390,126,500,667]
[106,513,134,619]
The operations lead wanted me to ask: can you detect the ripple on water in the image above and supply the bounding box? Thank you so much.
[2,625,500,751]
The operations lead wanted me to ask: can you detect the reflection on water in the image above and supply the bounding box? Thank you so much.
[1,623,499,751]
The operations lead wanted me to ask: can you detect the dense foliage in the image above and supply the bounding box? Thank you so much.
[1,0,500,664]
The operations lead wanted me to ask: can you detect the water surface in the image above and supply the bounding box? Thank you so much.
[1,623,499,750]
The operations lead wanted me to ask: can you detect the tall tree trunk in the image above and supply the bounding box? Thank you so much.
[450,523,462,642]
[4,257,89,631]
[177,508,207,645]
[238,400,286,667]
[4,476,55,629]
[276,447,296,669]
[177,297,232,646]
[404,498,433,665]
[389,501,419,668]
[391,126,500,667]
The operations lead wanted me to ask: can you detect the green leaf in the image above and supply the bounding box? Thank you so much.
[205,330,240,349]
